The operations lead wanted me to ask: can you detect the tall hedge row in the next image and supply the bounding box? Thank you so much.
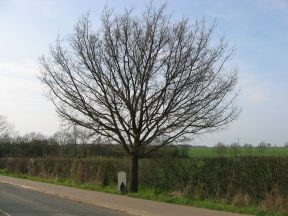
[141,157,288,201]
[0,158,130,186]
[1,157,288,210]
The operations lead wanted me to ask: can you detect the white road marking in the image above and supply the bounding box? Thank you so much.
[19,185,32,190]
[0,181,33,190]
[0,209,12,216]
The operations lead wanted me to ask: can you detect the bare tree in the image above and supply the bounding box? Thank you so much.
[39,4,240,192]
[52,125,92,157]
[64,125,80,158]
[257,141,267,153]
[53,130,69,145]
[75,126,92,158]
[23,132,46,142]
[214,142,227,157]
[66,124,92,158]
[52,129,70,157]
[0,115,13,139]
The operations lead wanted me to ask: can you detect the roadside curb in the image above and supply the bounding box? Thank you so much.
[0,175,250,216]
[0,178,145,216]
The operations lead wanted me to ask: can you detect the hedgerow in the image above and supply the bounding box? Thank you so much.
[1,157,288,211]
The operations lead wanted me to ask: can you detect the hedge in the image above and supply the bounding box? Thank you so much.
[1,157,288,211]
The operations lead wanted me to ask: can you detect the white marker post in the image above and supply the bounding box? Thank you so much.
[117,171,127,193]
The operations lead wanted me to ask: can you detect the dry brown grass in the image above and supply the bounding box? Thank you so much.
[259,186,288,211]
[170,191,185,198]
[231,192,252,206]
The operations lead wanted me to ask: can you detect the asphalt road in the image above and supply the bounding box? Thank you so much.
[0,182,127,216]
[0,176,250,216]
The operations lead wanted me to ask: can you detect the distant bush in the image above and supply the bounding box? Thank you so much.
[214,142,227,157]
[1,157,288,211]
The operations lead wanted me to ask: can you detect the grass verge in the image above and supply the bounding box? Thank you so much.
[0,169,286,216]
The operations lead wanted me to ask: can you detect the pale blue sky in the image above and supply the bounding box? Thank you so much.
[0,0,287,146]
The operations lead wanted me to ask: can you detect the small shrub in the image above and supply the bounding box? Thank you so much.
[259,186,288,211]
[232,193,252,207]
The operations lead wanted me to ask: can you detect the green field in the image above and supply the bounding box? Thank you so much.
[187,146,288,158]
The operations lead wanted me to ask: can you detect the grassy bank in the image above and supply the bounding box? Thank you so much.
[0,168,284,216]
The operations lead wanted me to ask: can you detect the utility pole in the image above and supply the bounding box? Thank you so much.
[237,138,240,157]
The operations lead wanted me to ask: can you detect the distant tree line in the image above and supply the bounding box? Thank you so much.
[0,131,190,158]
[213,141,288,157]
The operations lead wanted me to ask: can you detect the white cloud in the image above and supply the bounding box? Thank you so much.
[255,0,288,12]
[0,60,37,78]
[245,86,268,104]
[8,0,57,17]
[238,65,272,105]
[0,61,60,135]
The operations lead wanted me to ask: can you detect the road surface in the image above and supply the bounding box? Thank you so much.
[0,182,127,216]
[0,175,250,216]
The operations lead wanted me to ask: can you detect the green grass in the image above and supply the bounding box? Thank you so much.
[0,169,117,193]
[187,147,288,158]
[0,169,286,216]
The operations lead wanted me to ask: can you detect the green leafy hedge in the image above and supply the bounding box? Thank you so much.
[1,157,288,210]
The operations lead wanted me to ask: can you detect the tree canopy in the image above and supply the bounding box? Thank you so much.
[39,4,240,192]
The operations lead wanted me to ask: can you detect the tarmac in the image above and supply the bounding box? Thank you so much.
[0,175,250,216]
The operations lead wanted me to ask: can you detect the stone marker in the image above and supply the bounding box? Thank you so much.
[117,171,127,193]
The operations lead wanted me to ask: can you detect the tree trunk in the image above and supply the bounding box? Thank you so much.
[129,154,139,192]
